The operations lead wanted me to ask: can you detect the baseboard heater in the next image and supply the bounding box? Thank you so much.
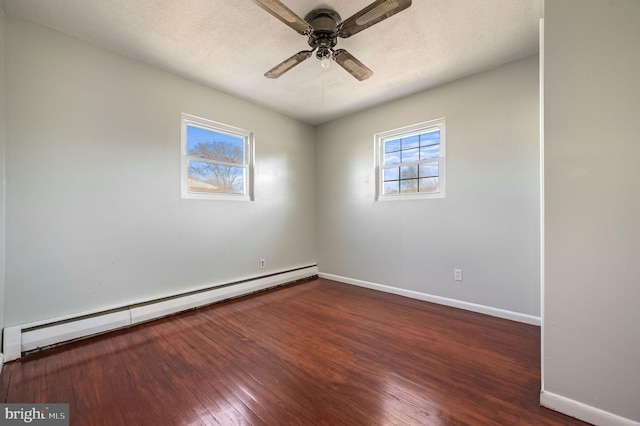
[3,265,318,362]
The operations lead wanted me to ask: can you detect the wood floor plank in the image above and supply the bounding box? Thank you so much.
[148,325,245,425]
[0,278,591,425]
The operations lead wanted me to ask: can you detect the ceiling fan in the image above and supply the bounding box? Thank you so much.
[251,0,412,81]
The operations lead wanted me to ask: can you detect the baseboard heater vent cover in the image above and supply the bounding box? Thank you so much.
[3,265,318,361]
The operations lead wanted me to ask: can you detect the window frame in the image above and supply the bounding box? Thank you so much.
[181,113,254,201]
[375,118,446,201]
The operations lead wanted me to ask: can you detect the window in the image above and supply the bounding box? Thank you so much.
[376,118,445,200]
[181,114,253,200]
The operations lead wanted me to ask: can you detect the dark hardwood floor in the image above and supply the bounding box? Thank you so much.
[0,278,590,425]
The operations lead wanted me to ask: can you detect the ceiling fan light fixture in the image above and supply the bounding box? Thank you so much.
[317,48,333,69]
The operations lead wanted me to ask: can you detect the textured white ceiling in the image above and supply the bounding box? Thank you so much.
[1,0,543,125]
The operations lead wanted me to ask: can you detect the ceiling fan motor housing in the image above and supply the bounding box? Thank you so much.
[304,8,341,59]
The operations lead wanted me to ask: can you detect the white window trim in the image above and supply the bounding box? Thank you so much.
[181,113,254,201]
[375,118,446,201]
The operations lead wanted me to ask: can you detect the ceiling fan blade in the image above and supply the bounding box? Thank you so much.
[333,49,373,81]
[265,51,313,79]
[250,0,311,34]
[339,0,412,38]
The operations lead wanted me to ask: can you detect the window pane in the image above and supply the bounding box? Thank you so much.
[188,160,244,194]
[420,143,440,159]
[384,151,401,165]
[419,162,439,178]
[420,129,440,145]
[187,126,244,164]
[400,164,418,179]
[401,147,420,163]
[419,177,439,193]
[400,179,419,193]
[384,167,400,181]
[402,135,419,150]
[385,139,401,153]
[384,181,399,195]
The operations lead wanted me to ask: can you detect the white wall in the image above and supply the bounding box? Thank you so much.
[3,16,316,326]
[543,0,640,423]
[316,55,540,318]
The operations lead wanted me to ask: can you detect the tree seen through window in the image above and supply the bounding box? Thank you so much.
[186,125,245,194]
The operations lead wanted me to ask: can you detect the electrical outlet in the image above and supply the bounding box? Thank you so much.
[454,269,463,281]
[260,259,266,269]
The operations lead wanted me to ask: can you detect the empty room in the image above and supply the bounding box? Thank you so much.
[0,0,638,425]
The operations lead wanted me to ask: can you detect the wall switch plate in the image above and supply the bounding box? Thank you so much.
[454,269,463,281]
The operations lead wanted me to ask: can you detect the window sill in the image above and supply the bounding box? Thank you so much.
[181,192,253,201]
[376,191,446,201]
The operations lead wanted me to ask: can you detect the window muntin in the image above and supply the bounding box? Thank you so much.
[181,114,253,200]
[376,119,445,200]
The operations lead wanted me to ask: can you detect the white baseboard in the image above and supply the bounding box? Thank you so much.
[319,273,541,326]
[541,390,640,426]
[3,266,318,360]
